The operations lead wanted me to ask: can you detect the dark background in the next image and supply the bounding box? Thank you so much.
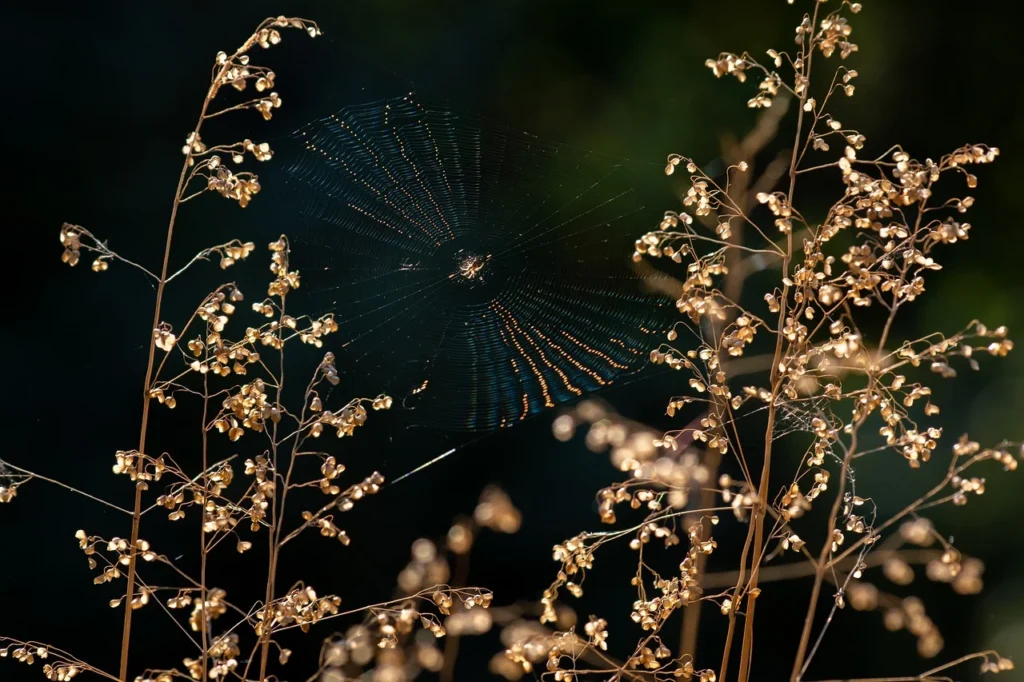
[3,1,1022,681]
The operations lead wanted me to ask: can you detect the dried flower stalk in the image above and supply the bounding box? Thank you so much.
[537,2,1019,682]
[4,15,492,682]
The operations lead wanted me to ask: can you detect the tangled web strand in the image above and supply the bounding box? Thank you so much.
[279,95,669,431]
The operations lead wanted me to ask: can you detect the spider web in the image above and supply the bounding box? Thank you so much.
[773,396,834,441]
[273,94,671,431]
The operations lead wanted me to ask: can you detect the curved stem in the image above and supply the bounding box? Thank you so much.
[118,57,231,682]
[735,5,821,681]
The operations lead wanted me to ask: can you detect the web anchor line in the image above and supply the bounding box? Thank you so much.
[389,447,458,486]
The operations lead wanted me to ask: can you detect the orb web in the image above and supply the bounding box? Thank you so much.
[276,94,670,431]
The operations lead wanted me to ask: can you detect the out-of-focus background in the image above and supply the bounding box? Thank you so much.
[3,1,1022,680]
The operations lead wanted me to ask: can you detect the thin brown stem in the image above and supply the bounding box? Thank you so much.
[735,5,820,680]
[199,373,210,682]
[258,290,288,682]
[119,37,249,682]
[119,131,191,682]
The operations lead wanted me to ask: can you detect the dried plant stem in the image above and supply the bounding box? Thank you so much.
[565,2,1013,680]
[719,500,757,682]
[5,17,453,682]
[118,54,232,682]
[119,162,183,682]
[257,415,282,678]
[734,8,820,682]
[257,546,278,682]
[258,294,288,682]
[683,99,789,662]
[793,183,931,679]
[199,375,211,682]
[733,389,779,682]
